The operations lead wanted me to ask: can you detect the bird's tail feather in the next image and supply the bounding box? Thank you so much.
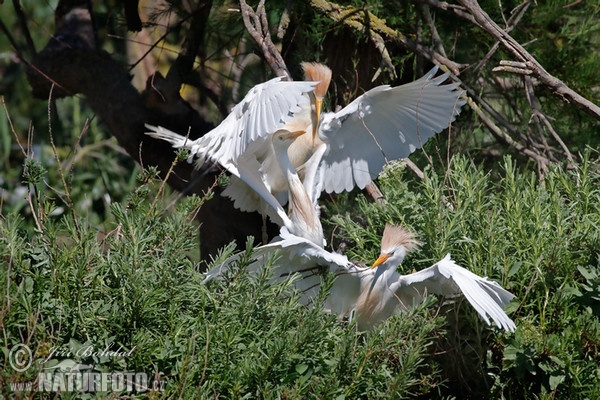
[144,124,191,149]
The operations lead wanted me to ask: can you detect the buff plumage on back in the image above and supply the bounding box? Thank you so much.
[380,224,421,254]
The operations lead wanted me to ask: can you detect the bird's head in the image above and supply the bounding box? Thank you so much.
[272,129,305,150]
[301,62,332,139]
[371,224,420,269]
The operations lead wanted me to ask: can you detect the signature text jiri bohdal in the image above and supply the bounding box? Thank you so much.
[44,343,136,363]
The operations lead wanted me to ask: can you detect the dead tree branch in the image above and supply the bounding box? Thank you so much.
[456,0,600,120]
[239,0,290,78]
[309,0,466,75]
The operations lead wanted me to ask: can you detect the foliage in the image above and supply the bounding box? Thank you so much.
[1,0,600,398]
[324,149,600,398]
[2,137,600,397]
[1,159,444,398]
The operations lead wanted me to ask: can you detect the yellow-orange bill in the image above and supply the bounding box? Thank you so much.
[289,130,305,139]
[313,97,323,138]
[371,253,390,269]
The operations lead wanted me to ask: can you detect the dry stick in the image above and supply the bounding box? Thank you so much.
[453,72,554,168]
[239,0,290,78]
[310,0,465,75]
[46,85,78,224]
[404,158,425,181]
[416,3,447,58]
[417,0,562,168]
[421,0,596,166]
[364,182,386,205]
[25,124,44,232]
[522,74,554,157]
[466,95,549,172]
[1,96,27,158]
[11,0,36,56]
[457,0,600,120]
[472,0,532,74]
[490,74,526,122]
[147,145,191,219]
[524,76,575,168]
[369,27,397,81]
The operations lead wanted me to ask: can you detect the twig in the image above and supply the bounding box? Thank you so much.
[25,124,44,232]
[411,0,476,26]
[47,84,80,232]
[404,158,425,180]
[1,96,27,158]
[365,182,386,205]
[369,28,397,81]
[310,0,465,75]
[416,3,447,58]
[524,76,575,168]
[239,0,290,78]
[147,145,190,218]
[456,0,600,120]
[11,0,36,56]
[466,95,549,172]
[0,17,26,62]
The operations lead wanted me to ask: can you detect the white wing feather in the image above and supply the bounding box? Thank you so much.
[145,77,318,226]
[318,66,466,193]
[202,227,363,315]
[393,254,516,332]
[145,77,317,168]
[203,236,515,331]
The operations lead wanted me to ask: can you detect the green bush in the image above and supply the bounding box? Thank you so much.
[2,147,600,398]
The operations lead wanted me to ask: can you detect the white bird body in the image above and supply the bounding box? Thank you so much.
[146,65,465,226]
[203,225,516,332]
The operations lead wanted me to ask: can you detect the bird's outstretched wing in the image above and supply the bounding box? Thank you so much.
[202,227,364,316]
[393,254,516,332]
[145,77,317,168]
[317,66,466,193]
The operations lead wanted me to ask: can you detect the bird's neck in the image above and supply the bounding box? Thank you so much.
[276,148,324,246]
[355,262,400,329]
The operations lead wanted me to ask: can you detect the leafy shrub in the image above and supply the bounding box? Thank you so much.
[2,139,600,398]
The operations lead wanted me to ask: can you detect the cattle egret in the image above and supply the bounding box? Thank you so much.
[146,64,465,226]
[313,66,466,194]
[145,76,318,227]
[203,224,516,332]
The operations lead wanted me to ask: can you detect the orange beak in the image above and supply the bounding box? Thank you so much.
[371,253,390,269]
[275,129,305,140]
[288,130,305,139]
[312,97,323,140]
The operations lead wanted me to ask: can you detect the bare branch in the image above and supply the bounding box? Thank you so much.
[239,0,290,78]
[472,1,532,74]
[524,76,575,168]
[309,0,465,75]
[365,182,386,205]
[465,95,549,171]
[456,0,600,120]
[11,0,37,56]
[415,3,447,58]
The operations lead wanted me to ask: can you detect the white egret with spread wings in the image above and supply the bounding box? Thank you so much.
[146,64,465,225]
[145,76,319,231]
[203,224,516,332]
